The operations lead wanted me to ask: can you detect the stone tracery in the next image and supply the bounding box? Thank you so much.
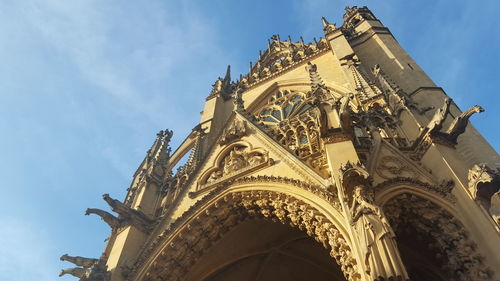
[255,89,329,177]
[130,189,359,281]
[383,193,493,281]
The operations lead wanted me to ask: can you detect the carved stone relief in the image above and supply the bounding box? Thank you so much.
[129,188,358,281]
[255,89,329,177]
[383,193,493,281]
[218,119,248,145]
[375,156,418,180]
[194,145,273,196]
[467,164,500,227]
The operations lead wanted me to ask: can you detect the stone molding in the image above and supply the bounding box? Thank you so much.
[127,188,358,281]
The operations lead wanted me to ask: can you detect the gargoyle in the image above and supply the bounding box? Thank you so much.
[85,208,122,229]
[444,105,484,143]
[59,267,89,278]
[60,254,98,268]
[102,194,153,231]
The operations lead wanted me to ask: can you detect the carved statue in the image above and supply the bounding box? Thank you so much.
[444,105,484,143]
[85,208,122,229]
[101,194,153,232]
[206,170,222,183]
[223,148,248,174]
[212,79,222,94]
[467,164,500,226]
[426,97,451,134]
[59,267,88,278]
[338,93,354,136]
[219,120,247,145]
[102,194,131,215]
[60,254,98,268]
[350,185,407,279]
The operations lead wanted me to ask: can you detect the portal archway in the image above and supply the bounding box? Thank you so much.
[135,186,361,281]
[381,192,492,281]
[189,219,347,281]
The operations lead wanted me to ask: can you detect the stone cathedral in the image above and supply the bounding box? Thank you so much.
[59,6,500,281]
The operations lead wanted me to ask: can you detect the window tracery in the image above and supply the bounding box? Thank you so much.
[255,89,328,177]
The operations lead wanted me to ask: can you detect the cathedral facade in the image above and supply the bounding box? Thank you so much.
[60,6,500,281]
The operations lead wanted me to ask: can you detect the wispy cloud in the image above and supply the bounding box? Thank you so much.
[0,217,56,281]
[13,0,228,129]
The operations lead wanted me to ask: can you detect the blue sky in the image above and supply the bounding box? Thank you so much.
[0,1,498,280]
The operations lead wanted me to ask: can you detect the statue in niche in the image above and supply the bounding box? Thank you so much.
[350,185,407,279]
[59,267,89,278]
[60,254,98,268]
[223,147,248,174]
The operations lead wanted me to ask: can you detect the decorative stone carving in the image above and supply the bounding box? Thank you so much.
[59,267,89,278]
[375,156,417,180]
[124,129,173,207]
[60,254,110,280]
[321,17,336,35]
[411,98,484,158]
[371,64,433,116]
[221,121,248,146]
[444,105,484,144]
[255,89,328,177]
[236,35,330,90]
[60,254,98,268]
[85,208,122,229]
[131,189,359,281]
[383,193,493,281]
[102,194,154,233]
[374,177,455,203]
[350,186,408,280]
[195,145,273,195]
[427,98,452,135]
[467,164,500,226]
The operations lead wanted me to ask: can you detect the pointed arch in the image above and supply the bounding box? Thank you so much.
[130,181,362,281]
[376,183,493,281]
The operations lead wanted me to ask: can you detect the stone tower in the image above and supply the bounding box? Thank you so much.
[60,6,500,281]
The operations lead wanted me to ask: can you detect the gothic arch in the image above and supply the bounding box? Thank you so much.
[374,179,456,215]
[131,181,361,281]
[378,189,492,281]
[197,140,268,186]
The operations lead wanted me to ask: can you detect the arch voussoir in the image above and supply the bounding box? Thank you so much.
[135,188,360,281]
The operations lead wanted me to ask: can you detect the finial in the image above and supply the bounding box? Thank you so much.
[299,36,305,45]
[249,62,253,73]
[321,17,330,28]
[224,65,231,82]
[288,35,292,43]
[259,50,262,58]
[321,16,336,34]
[313,37,318,44]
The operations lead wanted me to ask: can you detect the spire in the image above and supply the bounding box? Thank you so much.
[339,54,382,102]
[321,16,336,35]
[223,65,231,84]
[306,62,328,95]
[147,129,173,166]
